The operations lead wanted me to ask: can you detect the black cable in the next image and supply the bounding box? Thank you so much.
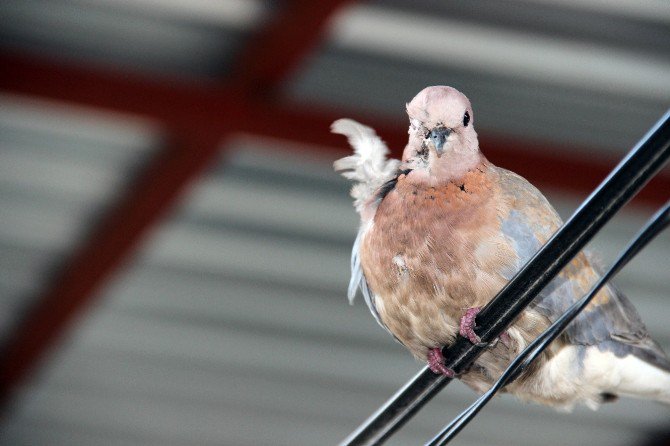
[340,110,670,446]
[427,201,670,446]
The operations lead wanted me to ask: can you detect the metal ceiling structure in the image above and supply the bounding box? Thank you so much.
[0,0,357,403]
[0,1,669,445]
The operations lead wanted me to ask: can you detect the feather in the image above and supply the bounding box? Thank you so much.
[332,119,400,215]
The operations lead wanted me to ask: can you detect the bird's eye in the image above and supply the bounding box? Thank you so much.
[463,111,470,127]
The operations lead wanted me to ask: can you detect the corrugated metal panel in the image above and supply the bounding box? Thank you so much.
[287,46,667,154]
[0,0,269,79]
[1,0,668,444]
[287,2,670,154]
[0,94,158,344]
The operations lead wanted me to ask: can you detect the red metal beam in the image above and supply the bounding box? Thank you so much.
[0,129,226,400]
[0,0,354,404]
[229,0,355,95]
[2,50,668,207]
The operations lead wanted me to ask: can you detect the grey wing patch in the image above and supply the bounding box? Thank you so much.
[499,209,545,279]
[533,267,670,372]
[497,197,649,349]
[564,283,670,372]
[349,229,391,334]
[495,179,670,371]
[347,229,364,304]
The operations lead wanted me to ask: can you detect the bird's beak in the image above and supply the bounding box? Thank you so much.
[428,127,452,155]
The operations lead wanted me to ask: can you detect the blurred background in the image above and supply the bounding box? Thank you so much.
[0,0,669,445]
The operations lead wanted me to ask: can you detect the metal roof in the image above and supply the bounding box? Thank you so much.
[0,1,668,445]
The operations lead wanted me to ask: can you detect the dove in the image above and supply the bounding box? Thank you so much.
[333,86,670,409]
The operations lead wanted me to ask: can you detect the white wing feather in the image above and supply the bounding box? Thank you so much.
[332,118,400,214]
[333,119,398,335]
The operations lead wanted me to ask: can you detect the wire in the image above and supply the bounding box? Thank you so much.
[426,201,670,446]
[340,111,670,446]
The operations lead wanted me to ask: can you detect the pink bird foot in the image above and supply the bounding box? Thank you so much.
[459,307,511,348]
[499,331,512,348]
[427,347,455,377]
[460,307,485,345]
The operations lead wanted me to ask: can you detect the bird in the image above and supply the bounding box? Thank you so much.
[332,85,670,410]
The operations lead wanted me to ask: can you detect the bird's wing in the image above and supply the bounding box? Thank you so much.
[495,167,670,371]
[349,227,396,336]
[333,118,401,335]
[332,119,400,214]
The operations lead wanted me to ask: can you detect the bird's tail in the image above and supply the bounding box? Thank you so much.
[332,119,400,215]
[604,352,670,406]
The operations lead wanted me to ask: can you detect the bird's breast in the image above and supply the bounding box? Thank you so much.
[358,168,514,352]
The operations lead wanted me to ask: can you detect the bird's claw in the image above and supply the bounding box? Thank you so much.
[499,331,512,348]
[459,307,483,345]
[460,307,511,348]
[427,347,455,377]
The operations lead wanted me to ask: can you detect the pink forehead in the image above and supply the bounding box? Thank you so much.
[406,86,472,125]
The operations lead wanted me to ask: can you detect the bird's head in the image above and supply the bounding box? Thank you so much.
[402,86,482,178]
